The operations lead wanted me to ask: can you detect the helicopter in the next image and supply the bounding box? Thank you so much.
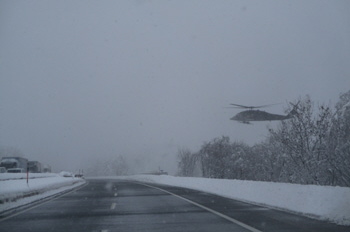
[228,103,298,124]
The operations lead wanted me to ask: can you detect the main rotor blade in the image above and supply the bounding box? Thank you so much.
[229,103,254,109]
[224,106,246,109]
[229,103,282,109]
[255,103,282,108]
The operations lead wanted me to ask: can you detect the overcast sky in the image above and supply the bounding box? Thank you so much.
[1,0,350,174]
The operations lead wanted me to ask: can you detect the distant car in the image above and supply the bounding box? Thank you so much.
[0,167,6,173]
[7,168,25,173]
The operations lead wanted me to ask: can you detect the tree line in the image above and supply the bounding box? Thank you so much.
[177,90,350,187]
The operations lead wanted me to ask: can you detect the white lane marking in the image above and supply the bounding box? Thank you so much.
[139,183,263,232]
[114,193,118,197]
[101,230,109,232]
[110,202,117,210]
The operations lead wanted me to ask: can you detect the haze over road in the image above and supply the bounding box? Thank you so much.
[0,179,348,232]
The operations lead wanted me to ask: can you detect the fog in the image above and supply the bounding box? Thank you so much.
[1,1,350,174]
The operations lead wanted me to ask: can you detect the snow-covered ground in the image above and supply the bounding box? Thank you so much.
[0,173,57,181]
[0,172,86,214]
[121,175,350,226]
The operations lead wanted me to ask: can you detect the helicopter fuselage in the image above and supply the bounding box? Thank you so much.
[230,110,291,123]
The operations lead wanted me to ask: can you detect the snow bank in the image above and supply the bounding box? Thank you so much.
[0,173,85,214]
[124,175,350,226]
[0,173,57,181]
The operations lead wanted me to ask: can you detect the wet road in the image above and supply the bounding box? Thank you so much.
[0,179,349,232]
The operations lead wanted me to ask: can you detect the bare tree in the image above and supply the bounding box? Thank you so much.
[177,148,197,177]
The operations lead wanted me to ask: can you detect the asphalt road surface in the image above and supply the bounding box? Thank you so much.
[0,179,349,232]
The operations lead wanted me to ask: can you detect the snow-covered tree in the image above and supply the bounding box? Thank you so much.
[250,136,286,182]
[177,148,197,177]
[268,96,333,185]
[326,90,350,186]
[197,136,251,179]
[199,136,233,178]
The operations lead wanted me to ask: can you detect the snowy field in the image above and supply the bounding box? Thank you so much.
[120,175,350,226]
[0,172,86,214]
